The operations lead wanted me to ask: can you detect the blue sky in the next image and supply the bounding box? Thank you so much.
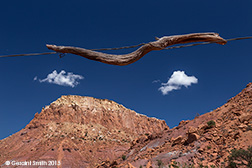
[0,0,251,139]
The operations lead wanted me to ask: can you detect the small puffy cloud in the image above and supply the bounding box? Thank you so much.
[159,70,198,95]
[152,79,161,83]
[35,70,84,87]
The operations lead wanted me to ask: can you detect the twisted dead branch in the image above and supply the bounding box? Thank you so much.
[46,32,227,66]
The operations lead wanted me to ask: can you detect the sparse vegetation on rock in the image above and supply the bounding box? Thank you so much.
[122,155,126,161]
[227,146,252,167]
[157,159,164,168]
[207,120,216,128]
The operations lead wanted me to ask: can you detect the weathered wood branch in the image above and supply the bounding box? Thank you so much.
[46,32,227,66]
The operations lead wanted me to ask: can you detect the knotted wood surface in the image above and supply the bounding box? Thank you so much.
[46,32,227,66]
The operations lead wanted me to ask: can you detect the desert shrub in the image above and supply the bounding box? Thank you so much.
[171,161,179,168]
[207,120,216,128]
[157,159,164,168]
[198,163,211,168]
[168,162,197,168]
[228,146,252,167]
[122,155,126,160]
[190,164,196,168]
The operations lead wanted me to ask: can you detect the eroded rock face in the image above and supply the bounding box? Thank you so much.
[105,83,252,168]
[0,96,168,168]
[1,83,252,168]
[32,95,167,135]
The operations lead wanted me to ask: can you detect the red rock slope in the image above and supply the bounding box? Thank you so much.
[0,96,168,168]
[105,83,252,168]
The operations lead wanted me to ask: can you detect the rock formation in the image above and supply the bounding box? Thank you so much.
[105,83,252,168]
[1,83,252,168]
[0,96,168,168]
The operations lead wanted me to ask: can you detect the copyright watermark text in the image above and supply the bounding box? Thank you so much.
[4,160,61,166]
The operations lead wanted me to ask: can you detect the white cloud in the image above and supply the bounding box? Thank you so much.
[152,79,161,83]
[36,70,84,87]
[159,70,198,95]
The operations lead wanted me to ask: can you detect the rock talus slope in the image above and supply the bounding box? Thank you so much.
[108,83,252,168]
[0,96,168,168]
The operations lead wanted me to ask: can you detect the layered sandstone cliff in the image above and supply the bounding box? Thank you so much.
[0,96,168,168]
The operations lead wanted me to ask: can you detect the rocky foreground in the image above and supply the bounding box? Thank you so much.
[103,83,252,168]
[0,83,252,168]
